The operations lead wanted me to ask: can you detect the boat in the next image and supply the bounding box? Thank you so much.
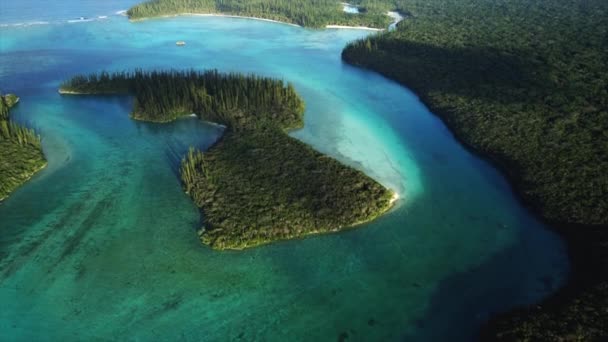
[176,41,186,46]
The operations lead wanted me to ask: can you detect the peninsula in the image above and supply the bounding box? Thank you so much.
[59,70,397,249]
[0,93,46,201]
[341,0,608,339]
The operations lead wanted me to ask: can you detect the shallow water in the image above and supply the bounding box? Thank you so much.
[0,7,568,342]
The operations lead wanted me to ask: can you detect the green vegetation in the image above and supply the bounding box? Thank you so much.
[61,70,304,125]
[182,129,393,249]
[61,70,395,249]
[341,0,608,339]
[127,0,392,28]
[0,93,46,201]
[482,226,608,341]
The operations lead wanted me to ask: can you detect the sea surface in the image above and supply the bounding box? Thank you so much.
[0,2,568,341]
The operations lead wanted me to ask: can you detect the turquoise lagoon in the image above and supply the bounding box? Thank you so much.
[0,5,568,341]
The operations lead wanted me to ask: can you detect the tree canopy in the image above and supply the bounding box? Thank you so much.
[61,70,395,249]
[0,93,46,201]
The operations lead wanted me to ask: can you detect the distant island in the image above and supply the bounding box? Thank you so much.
[0,93,46,201]
[126,0,393,29]
[60,70,397,249]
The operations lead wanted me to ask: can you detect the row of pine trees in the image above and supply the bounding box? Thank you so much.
[127,0,391,28]
[0,94,41,148]
[60,69,305,128]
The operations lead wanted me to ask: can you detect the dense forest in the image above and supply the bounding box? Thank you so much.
[342,0,608,339]
[127,0,392,28]
[182,129,393,249]
[0,93,46,201]
[61,70,395,249]
[61,70,304,127]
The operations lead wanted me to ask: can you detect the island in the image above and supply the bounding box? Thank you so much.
[340,0,608,339]
[59,70,397,249]
[0,93,46,202]
[126,0,394,29]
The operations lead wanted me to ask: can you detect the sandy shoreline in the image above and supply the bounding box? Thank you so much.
[131,13,302,28]
[389,191,400,206]
[130,12,397,31]
[58,89,81,94]
[325,24,383,31]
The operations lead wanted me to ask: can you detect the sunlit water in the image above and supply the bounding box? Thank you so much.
[0,4,568,341]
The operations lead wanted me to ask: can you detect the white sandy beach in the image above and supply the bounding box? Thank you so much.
[130,12,403,31]
[389,191,400,206]
[131,13,302,27]
[325,24,383,31]
[326,10,404,31]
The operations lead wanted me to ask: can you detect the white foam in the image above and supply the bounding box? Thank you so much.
[67,17,95,23]
[0,21,50,28]
[1,12,117,29]
[116,10,128,16]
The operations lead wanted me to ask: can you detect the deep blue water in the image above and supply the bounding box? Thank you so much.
[0,3,568,341]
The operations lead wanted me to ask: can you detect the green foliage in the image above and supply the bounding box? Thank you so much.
[182,128,393,250]
[60,70,305,126]
[482,225,608,341]
[342,0,608,339]
[343,0,608,227]
[0,93,46,201]
[0,140,46,201]
[0,120,42,148]
[62,70,394,249]
[486,282,608,341]
[127,0,391,28]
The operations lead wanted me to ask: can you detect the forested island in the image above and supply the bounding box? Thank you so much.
[341,0,608,339]
[127,0,393,28]
[0,93,46,201]
[60,70,396,249]
[66,0,607,337]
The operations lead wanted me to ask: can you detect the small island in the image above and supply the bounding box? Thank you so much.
[126,0,393,29]
[0,93,46,201]
[60,70,397,249]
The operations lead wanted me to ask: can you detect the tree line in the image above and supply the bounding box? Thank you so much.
[343,0,608,339]
[0,93,46,201]
[61,69,393,250]
[61,69,305,128]
[127,0,392,28]
[0,94,41,149]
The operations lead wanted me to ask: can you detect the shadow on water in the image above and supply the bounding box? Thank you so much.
[163,137,189,180]
[400,232,565,341]
[343,39,549,106]
[159,118,226,178]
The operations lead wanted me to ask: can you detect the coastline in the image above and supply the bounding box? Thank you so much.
[340,54,607,339]
[210,188,401,251]
[58,73,399,252]
[423,84,602,340]
[58,89,121,95]
[387,11,404,30]
[325,10,404,31]
[129,12,397,31]
[325,24,383,31]
[58,89,84,95]
[130,13,302,28]
[0,94,47,202]
[0,161,47,203]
